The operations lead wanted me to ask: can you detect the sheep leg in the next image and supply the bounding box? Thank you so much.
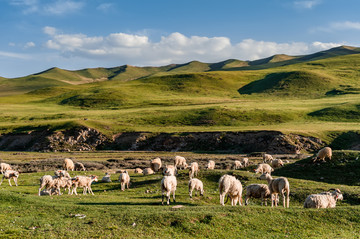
[245,195,249,206]
[0,176,4,185]
[14,178,18,187]
[89,186,94,195]
[166,191,171,205]
[271,194,274,207]
[8,179,12,187]
[220,193,225,206]
[239,195,243,206]
[172,190,176,203]
[286,190,290,208]
[189,188,193,198]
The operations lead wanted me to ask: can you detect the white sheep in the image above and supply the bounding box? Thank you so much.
[254,163,274,175]
[150,157,162,172]
[38,175,57,196]
[55,170,71,179]
[134,168,143,174]
[313,147,332,162]
[63,158,75,171]
[219,174,243,206]
[188,162,199,178]
[174,156,188,170]
[304,189,343,208]
[163,165,177,176]
[101,172,112,183]
[271,159,284,168]
[74,162,86,171]
[143,168,154,175]
[0,170,19,187]
[244,184,270,206]
[119,171,130,191]
[263,154,274,163]
[188,178,204,198]
[259,173,290,208]
[206,160,215,170]
[0,163,12,174]
[71,175,98,195]
[240,158,249,167]
[161,175,177,205]
[233,160,242,170]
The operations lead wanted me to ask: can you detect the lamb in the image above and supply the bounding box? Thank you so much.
[304,189,343,208]
[271,159,284,168]
[259,172,290,208]
[150,157,162,172]
[101,172,112,183]
[313,147,332,162]
[0,170,19,187]
[38,174,64,196]
[119,171,130,191]
[63,158,75,171]
[219,174,243,206]
[174,156,188,170]
[163,165,177,176]
[71,175,98,195]
[206,160,215,170]
[263,154,274,163]
[188,178,204,198]
[134,168,143,174]
[161,175,177,205]
[233,160,242,170]
[240,158,249,167]
[74,162,86,171]
[244,184,270,206]
[254,163,274,175]
[143,168,154,175]
[0,163,12,174]
[188,162,199,179]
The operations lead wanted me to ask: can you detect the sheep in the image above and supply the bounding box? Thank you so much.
[188,178,204,198]
[63,158,75,171]
[174,156,188,170]
[271,159,284,168]
[38,173,67,196]
[219,174,243,206]
[244,184,270,206]
[101,172,112,183]
[240,158,249,167]
[161,175,177,205]
[259,172,290,208]
[143,168,154,175]
[74,162,86,171]
[150,157,162,172]
[54,170,71,179]
[0,170,19,187]
[71,175,98,195]
[263,154,274,163]
[163,165,177,176]
[233,160,242,170]
[313,147,332,163]
[304,189,343,208]
[134,168,143,174]
[39,188,57,196]
[188,162,199,179]
[119,171,130,191]
[254,163,274,175]
[56,177,74,195]
[0,163,12,174]
[206,160,215,170]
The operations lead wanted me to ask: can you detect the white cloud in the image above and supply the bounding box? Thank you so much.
[8,0,84,15]
[97,3,113,12]
[0,51,30,59]
[330,21,360,31]
[43,26,58,36]
[294,0,321,9]
[43,0,84,15]
[24,41,36,48]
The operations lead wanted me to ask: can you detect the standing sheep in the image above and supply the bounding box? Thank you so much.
[174,156,188,170]
[271,159,284,168]
[163,165,177,176]
[143,168,154,175]
[240,158,249,167]
[304,189,343,208]
[254,163,274,175]
[161,175,177,205]
[74,162,86,171]
[71,175,98,195]
[313,147,332,163]
[38,172,66,196]
[0,163,12,174]
[233,160,242,170]
[134,168,143,174]
[263,154,274,163]
[63,158,75,171]
[188,178,204,198]
[244,184,270,206]
[0,170,19,187]
[206,160,215,170]
[188,162,199,179]
[150,157,162,172]
[219,174,243,206]
[119,171,130,191]
[259,173,290,208]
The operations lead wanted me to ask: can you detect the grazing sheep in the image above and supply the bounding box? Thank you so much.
[206,160,215,170]
[259,173,290,208]
[188,178,204,198]
[240,158,249,167]
[161,175,177,205]
[56,177,73,195]
[143,168,154,175]
[271,159,284,168]
[150,157,162,172]
[63,158,75,171]
[38,172,66,196]
[245,184,270,206]
[134,168,143,174]
[0,170,19,187]
[74,162,86,171]
[263,154,274,163]
[313,147,332,163]
[0,163,12,174]
[219,175,243,206]
[254,163,274,175]
[101,172,112,183]
[233,160,242,170]
[304,189,343,208]
[174,156,188,170]
[119,171,130,191]
[188,162,199,179]
[71,175,98,195]
[163,165,177,176]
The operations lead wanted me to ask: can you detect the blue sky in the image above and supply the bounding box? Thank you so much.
[1,0,360,78]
